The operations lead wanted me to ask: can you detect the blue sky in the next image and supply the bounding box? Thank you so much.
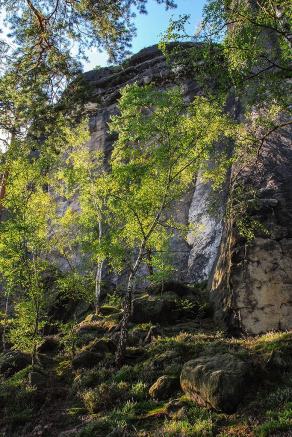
[84,0,206,70]
[0,1,206,71]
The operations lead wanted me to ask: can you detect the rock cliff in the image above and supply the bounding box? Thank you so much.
[212,119,292,334]
[81,44,292,334]
[82,44,223,285]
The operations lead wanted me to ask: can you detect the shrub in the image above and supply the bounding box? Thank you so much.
[81,382,130,413]
[130,381,148,401]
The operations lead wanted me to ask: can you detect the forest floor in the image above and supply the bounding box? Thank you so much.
[0,285,292,436]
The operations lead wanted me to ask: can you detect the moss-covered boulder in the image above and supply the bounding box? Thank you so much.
[128,324,160,346]
[99,305,121,317]
[85,338,116,354]
[147,281,192,297]
[180,353,254,413]
[37,336,60,354]
[149,375,180,400]
[131,293,178,324]
[0,351,30,377]
[76,317,118,348]
[72,351,103,370]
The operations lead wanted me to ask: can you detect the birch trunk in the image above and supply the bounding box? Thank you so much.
[0,171,8,214]
[95,220,103,312]
[2,295,9,352]
[115,248,144,366]
[95,260,104,313]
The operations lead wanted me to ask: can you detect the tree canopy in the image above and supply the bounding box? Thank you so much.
[161,0,291,103]
[0,0,176,67]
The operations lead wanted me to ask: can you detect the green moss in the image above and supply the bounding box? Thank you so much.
[251,332,292,353]
[99,304,121,316]
[255,402,292,436]
[66,407,87,416]
[78,418,111,437]
[7,409,34,426]
[130,322,153,332]
[1,297,291,436]
[162,418,213,436]
[143,404,168,418]
[133,399,163,416]
[5,365,32,387]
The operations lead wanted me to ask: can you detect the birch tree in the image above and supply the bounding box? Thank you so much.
[106,84,233,365]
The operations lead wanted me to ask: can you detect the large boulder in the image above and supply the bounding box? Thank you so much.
[131,293,178,324]
[147,281,192,297]
[180,353,253,413]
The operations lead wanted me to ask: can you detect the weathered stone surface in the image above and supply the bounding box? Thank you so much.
[165,399,187,419]
[71,44,292,335]
[187,175,224,282]
[149,375,180,400]
[180,353,253,413]
[211,121,292,334]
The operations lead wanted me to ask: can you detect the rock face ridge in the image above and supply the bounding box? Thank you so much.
[82,44,292,334]
[82,44,223,285]
[212,120,292,334]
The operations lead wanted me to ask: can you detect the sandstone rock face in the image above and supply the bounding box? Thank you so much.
[81,44,292,335]
[187,176,223,282]
[82,45,223,286]
[212,122,292,334]
[180,353,253,413]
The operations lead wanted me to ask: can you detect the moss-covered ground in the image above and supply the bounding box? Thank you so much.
[0,289,291,436]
